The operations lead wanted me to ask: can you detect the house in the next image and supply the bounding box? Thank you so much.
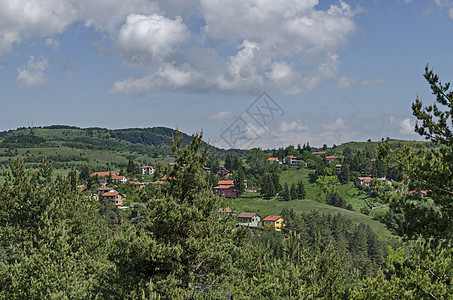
[99,178,108,186]
[218,180,234,186]
[312,151,325,156]
[102,191,126,207]
[267,157,281,164]
[213,185,237,198]
[111,175,128,184]
[237,212,261,226]
[139,165,156,175]
[284,155,298,164]
[214,180,236,197]
[132,182,145,189]
[202,166,211,173]
[97,186,116,195]
[355,177,372,187]
[218,207,237,216]
[284,155,307,166]
[325,155,338,162]
[262,215,285,231]
[90,171,119,177]
[336,164,342,172]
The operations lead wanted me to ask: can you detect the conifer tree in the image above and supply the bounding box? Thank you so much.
[379,65,453,241]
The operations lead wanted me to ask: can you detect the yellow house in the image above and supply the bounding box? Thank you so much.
[262,215,285,231]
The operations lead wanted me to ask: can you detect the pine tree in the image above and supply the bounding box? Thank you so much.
[0,159,111,298]
[283,183,290,201]
[126,158,136,175]
[105,131,248,297]
[378,65,453,241]
[290,183,298,200]
[297,180,306,199]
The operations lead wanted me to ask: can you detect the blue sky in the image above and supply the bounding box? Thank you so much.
[1,0,453,148]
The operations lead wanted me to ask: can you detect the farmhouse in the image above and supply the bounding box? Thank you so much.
[267,157,281,164]
[355,177,372,187]
[90,171,119,177]
[139,165,155,175]
[102,191,126,207]
[237,212,261,226]
[262,215,285,231]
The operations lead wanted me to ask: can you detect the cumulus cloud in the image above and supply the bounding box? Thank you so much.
[207,111,233,120]
[117,14,190,63]
[0,0,360,95]
[16,56,49,88]
[389,116,416,135]
[322,117,348,131]
[0,0,156,56]
[112,0,359,95]
[278,121,309,132]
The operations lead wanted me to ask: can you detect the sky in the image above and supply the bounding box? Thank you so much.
[1,0,453,149]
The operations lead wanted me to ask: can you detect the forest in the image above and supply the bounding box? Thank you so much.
[0,67,452,299]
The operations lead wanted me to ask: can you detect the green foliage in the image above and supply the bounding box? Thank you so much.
[0,134,46,148]
[126,157,137,175]
[379,66,453,241]
[0,158,111,299]
[105,131,249,297]
[351,239,452,299]
[234,162,246,196]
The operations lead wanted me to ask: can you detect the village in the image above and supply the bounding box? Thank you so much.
[81,147,410,232]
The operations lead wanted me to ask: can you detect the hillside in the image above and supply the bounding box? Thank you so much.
[331,139,428,154]
[0,126,195,150]
[0,126,231,172]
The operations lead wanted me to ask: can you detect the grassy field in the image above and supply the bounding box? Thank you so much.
[231,194,394,240]
[232,166,395,240]
[278,166,380,212]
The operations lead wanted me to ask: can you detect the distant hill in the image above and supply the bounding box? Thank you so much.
[331,139,428,154]
[0,126,199,151]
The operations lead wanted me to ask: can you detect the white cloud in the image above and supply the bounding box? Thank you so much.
[398,117,416,135]
[44,38,60,48]
[389,116,416,135]
[111,63,198,96]
[207,111,233,120]
[432,0,453,19]
[112,0,359,95]
[117,14,190,63]
[278,121,309,132]
[361,78,388,86]
[0,0,360,95]
[16,56,49,88]
[338,76,387,89]
[0,0,156,56]
[322,117,348,131]
[338,75,357,89]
